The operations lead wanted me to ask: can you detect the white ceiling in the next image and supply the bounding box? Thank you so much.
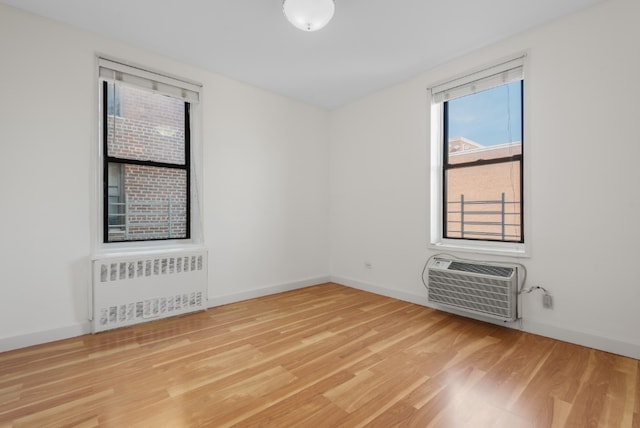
[1,0,604,109]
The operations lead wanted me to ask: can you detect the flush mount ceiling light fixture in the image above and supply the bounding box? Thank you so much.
[283,0,335,32]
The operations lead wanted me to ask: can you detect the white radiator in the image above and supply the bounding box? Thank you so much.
[91,250,208,333]
[427,257,518,322]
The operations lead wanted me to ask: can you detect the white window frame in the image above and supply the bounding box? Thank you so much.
[93,56,204,254]
[428,53,530,257]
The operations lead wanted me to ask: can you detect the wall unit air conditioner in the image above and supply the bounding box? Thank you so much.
[427,257,518,322]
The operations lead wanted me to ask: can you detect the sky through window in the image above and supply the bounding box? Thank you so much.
[447,81,522,146]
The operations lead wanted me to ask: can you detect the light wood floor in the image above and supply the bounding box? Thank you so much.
[0,283,638,427]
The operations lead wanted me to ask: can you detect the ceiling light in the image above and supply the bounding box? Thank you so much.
[283,0,335,32]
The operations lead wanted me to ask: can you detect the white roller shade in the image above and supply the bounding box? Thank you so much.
[431,56,524,104]
[99,58,201,104]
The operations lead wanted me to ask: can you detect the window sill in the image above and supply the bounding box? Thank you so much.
[430,239,529,259]
[92,240,206,261]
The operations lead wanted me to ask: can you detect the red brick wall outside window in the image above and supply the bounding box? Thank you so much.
[445,138,522,242]
[105,83,188,242]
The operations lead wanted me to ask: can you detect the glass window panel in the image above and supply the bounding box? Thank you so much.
[445,161,521,242]
[106,83,186,165]
[446,81,522,151]
[106,163,188,242]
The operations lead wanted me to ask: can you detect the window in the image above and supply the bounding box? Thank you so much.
[99,58,201,243]
[106,85,122,117]
[430,56,525,252]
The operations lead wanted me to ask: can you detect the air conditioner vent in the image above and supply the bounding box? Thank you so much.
[427,257,518,322]
[448,261,514,278]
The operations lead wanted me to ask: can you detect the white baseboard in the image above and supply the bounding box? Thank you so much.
[3,276,637,360]
[330,275,640,360]
[330,275,427,307]
[522,320,640,360]
[0,276,331,353]
[207,276,331,308]
[0,322,91,353]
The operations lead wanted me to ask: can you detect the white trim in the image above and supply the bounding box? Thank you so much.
[330,275,426,306]
[330,276,640,360]
[429,53,525,103]
[97,55,202,88]
[430,239,528,258]
[98,57,201,103]
[429,102,444,248]
[523,320,640,360]
[0,322,91,353]
[1,277,330,352]
[207,276,331,308]
[428,53,531,257]
[3,279,637,359]
[91,244,208,261]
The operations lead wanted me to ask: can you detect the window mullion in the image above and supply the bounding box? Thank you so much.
[446,154,522,170]
[105,157,187,171]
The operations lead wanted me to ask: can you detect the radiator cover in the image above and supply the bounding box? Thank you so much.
[91,250,208,333]
[427,257,518,322]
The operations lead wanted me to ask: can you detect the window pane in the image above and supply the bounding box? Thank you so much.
[106,83,186,165]
[445,161,522,242]
[443,80,523,243]
[106,163,188,242]
[106,85,122,117]
[446,81,522,149]
[107,163,125,234]
[448,142,521,165]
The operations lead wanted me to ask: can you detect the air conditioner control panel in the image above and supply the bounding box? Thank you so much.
[430,258,452,269]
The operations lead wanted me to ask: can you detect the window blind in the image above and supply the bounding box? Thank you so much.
[431,56,524,104]
[98,58,200,104]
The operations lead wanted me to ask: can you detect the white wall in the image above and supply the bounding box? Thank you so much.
[329,0,640,359]
[0,5,330,350]
[2,0,639,359]
[206,78,331,304]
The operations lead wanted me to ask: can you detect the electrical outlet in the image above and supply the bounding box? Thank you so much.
[543,294,553,309]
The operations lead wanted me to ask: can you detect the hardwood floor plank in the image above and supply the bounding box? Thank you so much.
[0,283,637,427]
